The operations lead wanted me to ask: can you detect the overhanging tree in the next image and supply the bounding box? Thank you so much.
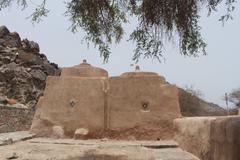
[0,0,237,62]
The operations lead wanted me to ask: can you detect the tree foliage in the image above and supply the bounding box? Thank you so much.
[0,0,237,62]
[184,85,204,98]
[229,88,240,108]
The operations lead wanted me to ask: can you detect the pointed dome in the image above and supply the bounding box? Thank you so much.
[61,60,108,77]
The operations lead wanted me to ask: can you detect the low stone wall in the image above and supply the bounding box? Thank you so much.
[174,116,240,160]
[0,105,34,133]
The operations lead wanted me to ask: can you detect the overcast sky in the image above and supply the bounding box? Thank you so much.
[0,0,239,107]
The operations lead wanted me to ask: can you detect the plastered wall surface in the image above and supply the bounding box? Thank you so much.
[174,116,240,160]
[31,62,181,139]
[108,76,180,130]
[31,76,107,137]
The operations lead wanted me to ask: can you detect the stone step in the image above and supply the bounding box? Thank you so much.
[0,131,35,146]
[29,138,179,148]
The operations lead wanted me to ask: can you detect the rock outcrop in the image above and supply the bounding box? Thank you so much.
[0,26,60,108]
[178,88,227,117]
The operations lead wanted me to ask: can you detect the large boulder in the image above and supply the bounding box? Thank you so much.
[0,26,21,48]
[22,39,40,53]
[0,26,10,37]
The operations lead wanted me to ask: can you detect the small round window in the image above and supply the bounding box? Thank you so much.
[141,101,150,112]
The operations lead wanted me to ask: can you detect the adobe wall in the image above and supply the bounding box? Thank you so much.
[0,105,34,133]
[31,63,181,140]
[31,76,107,138]
[174,117,214,160]
[210,116,240,160]
[107,76,181,140]
[174,116,240,160]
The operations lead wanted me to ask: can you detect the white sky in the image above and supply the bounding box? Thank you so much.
[0,0,239,107]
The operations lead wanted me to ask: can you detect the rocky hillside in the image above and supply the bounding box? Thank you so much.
[178,88,227,116]
[0,26,60,108]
